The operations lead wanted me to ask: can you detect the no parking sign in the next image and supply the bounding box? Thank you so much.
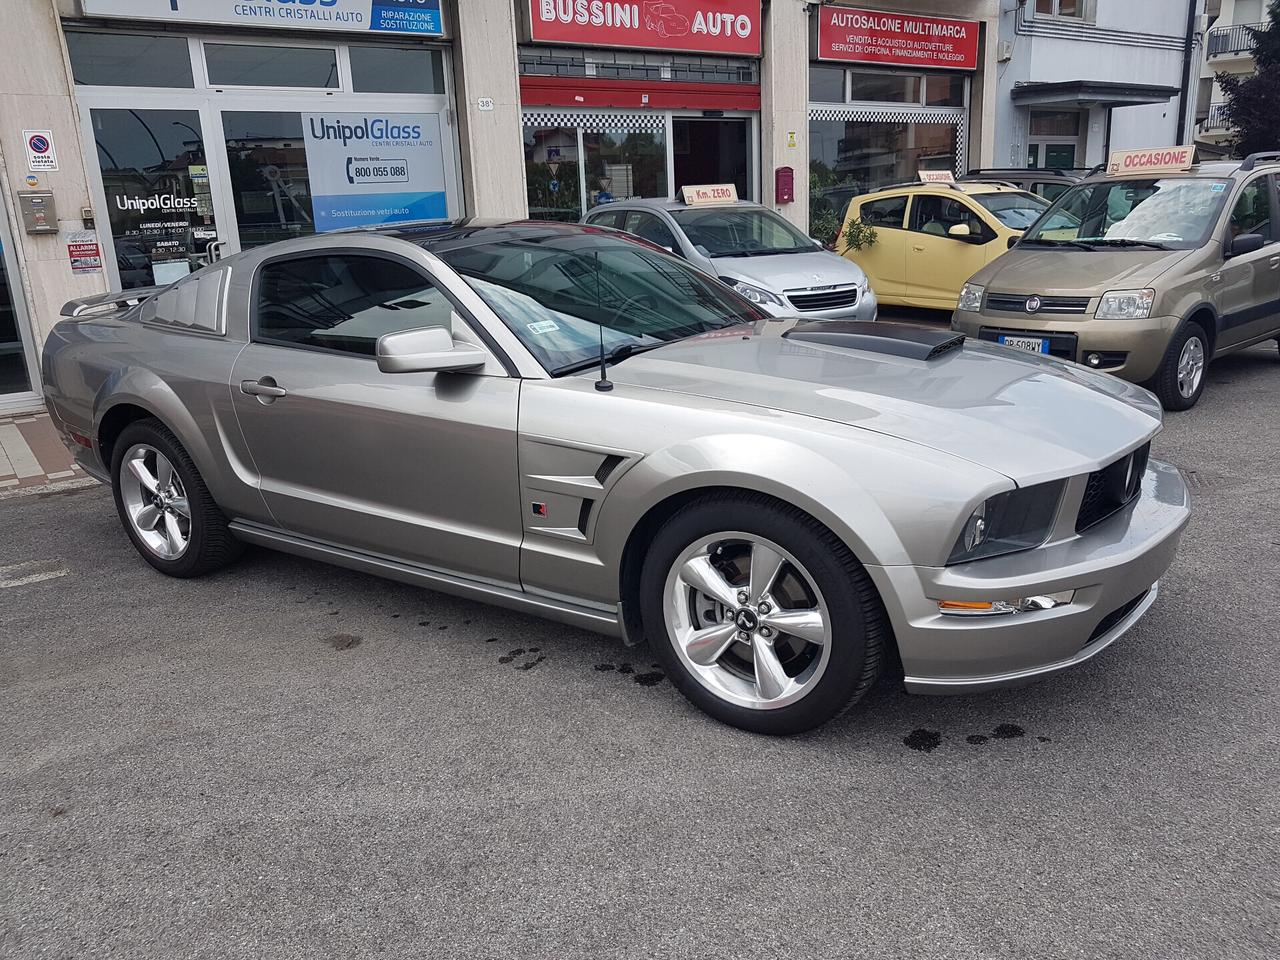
[23,130,58,172]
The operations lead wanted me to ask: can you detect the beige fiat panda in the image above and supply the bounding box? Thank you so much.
[952,149,1280,410]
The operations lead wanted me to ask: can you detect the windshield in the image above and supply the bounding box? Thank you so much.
[438,234,761,375]
[1022,178,1230,250]
[972,191,1050,230]
[670,206,818,257]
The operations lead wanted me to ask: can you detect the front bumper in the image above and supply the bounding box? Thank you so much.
[868,458,1190,694]
[952,310,1179,384]
[759,288,878,323]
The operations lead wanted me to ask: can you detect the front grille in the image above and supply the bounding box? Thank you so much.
[985,293,1092,315]
[1086,590,1151,645]
[786,286,860,311]
[1076,442,1151,533]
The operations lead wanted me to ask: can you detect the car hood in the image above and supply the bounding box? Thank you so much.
[605,321,1162,485]
[709,250,866,293]
[971,247,1193,294]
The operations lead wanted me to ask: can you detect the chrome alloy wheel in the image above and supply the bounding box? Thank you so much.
[663,532,832,711]
[1177,335,1205,399]
[118,444,191,560]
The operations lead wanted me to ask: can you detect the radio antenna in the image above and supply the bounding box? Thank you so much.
[593,249,613,392]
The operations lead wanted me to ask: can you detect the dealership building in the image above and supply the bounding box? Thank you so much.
[4,0,1196,413]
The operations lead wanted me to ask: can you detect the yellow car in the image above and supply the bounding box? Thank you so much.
[838,182,1050,311]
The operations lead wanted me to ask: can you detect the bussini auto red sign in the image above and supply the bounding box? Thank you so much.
[528,1,761,56]
[818,6,979,71]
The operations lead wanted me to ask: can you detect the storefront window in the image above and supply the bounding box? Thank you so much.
[849,70,922,104]
[0,229,32,396]
[349,46,445,94]
[205,43,339,88]
[809,65,846,103]
[925,75,966,108]
[66,32,194,88]
[525,127,583,222]
[223,112,315,249]
[584,129,667,210]
[92,108,219,289]
[809,119,959,245]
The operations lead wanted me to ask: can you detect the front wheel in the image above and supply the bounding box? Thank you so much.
[640,494,890,735]
[110,419,243,578]
[1151,323,1208,411]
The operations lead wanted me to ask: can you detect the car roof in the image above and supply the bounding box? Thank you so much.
[357,218,636,253]
[586,197,763,214]
[859,182,1032,198]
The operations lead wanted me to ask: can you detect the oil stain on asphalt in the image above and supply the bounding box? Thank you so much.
[498,647,545,671]
[322,634,362,651]
[594,662,667,687]
[905,723,1049,752]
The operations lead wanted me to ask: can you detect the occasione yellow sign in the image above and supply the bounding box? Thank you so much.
[1107,146,1196,176]
[681,183,739,206]
[919,170,956,183]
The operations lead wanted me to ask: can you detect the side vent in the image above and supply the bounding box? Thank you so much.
[576,500,594,537]
[594,454,625,485]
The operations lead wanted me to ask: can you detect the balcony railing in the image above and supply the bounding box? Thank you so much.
[1207,22,1265,57]
[1203,103,1232,131]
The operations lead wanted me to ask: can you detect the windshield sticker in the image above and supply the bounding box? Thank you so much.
[527,320,560,335]
[1211,183,1227,192]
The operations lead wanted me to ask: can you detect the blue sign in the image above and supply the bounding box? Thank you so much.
[81,1,446,38]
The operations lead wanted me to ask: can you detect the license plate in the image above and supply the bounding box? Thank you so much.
[1000,335,1049,354]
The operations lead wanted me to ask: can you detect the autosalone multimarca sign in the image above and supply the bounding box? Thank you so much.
[528,1,762,56]
[817,5,980,71]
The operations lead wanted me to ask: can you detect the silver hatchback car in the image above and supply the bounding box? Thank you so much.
[583,198,878,321]
[43,222,1188,734]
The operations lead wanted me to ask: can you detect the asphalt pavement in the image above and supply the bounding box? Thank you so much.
[2,342,1278,959]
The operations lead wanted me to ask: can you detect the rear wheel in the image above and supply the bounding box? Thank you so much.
[640,494,889,735]
[110,419,243,577]
[1151,323,1208,411]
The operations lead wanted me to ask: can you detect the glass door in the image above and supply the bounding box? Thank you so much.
[0,206,39,405]
[83,104,229,290]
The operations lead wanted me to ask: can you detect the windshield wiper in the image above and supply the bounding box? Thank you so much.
[554,341,666,377]
[1086,238,1174,251]
[1019,237,1098,252]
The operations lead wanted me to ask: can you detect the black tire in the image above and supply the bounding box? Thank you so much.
[110,418,243,578]
[639,493,890,735]
[1150,322,1209,411]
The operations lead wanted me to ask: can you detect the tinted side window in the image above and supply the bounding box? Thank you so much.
[624,212,681,252]
[255,255,453,356]
[859,195,908,228]
[1229,178,1273,243]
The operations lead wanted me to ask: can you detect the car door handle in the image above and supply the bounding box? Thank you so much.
[240,379,287,398]
[912,245,926,252]
[1270,255,1280,269]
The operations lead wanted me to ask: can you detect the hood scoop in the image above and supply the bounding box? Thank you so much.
[783,321,966,361]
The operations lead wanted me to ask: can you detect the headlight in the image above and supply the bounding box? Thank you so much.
[725,279,785,307]
[956,282,985,313]
[947,480,1066,565]
[1096,288,1155,320]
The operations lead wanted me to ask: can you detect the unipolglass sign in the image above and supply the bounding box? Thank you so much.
[817,6,980,71]
[303,112,448,232]
[528,1,762,56]
[81,0,446,36]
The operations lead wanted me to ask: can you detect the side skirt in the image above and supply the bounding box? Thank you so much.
[228,520,622,639]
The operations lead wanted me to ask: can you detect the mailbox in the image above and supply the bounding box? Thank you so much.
[775,167,795,205]
[17,191,59,234]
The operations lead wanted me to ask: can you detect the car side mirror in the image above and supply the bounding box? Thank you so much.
[1227,233,1265,258]
[376,323,487,374]
[948,223,972,239]
[1008,235,1021,249]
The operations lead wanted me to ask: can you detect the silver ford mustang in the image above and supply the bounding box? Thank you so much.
[42,221,1191,734]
